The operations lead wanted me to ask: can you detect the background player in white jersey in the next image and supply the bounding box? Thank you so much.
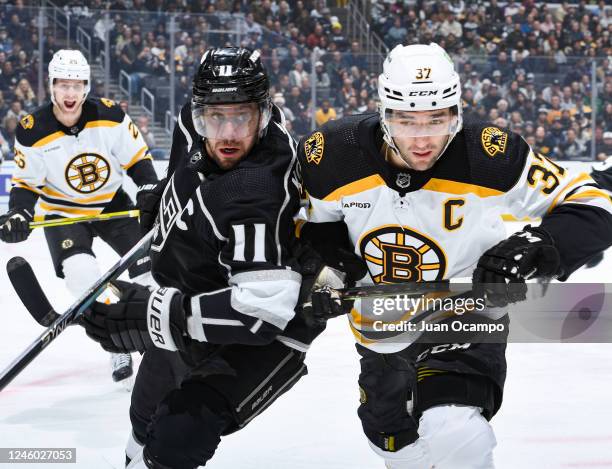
[298,43,612,468]
[0,49,159,384]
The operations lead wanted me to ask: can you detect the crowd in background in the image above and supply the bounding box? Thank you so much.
[0,0,610,161]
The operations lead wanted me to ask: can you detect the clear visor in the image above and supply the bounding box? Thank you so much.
[192,103,260,140]
[384,107,459,137]
[53,81,86,94]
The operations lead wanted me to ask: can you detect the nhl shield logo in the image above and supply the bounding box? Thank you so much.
[396,172,411,189]
[481,127,508,158]
[304,132,324,165]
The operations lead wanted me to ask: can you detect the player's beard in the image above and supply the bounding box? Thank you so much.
[395,135,449,171]
[205,135,257,170]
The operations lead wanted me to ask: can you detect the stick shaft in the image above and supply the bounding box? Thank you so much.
[30,210,140,229]
[0,229,154,392]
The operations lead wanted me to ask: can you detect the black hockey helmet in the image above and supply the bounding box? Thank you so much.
[192,47,272,139]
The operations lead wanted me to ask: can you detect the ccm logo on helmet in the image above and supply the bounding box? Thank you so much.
[408,90,438,97]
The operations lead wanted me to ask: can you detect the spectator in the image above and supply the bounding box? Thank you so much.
[289,60,309,89]
[533,125,557,158]
[558,128,587,160]
[14,78,36,109]
[385,18,407,46]
[480,83,502,110]
[344,41,367,71]
[6,101,27,122]
[1,114,18,152]
[119,100,129,114]
[120,32,144,73]
[439,12,462,38]
[272,93,296,122]
[286,85,308,112]
[315,99,336,126]
[598,131,612,161]
[136,115,157,151]
[329,21,348,51]
[313,61,331,101]
[0,61,18,94]
[542,78,562,103]
[344,96,360,116]
[546,95,563,124]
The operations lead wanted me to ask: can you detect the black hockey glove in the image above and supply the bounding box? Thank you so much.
[0,207,33,243]
[80,280,188,354]
[295,242,363,326]
[473,225,561,307]
[136,178,166,235]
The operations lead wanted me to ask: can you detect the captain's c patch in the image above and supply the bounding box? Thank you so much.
[481,127,508,158]
[304,131,324,165]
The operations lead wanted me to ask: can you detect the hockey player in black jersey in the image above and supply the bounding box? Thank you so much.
[298,43,612,468]
[80,48,335,469]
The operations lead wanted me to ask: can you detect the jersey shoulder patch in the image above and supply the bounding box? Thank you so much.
[15,103,59,148]
[86,97,125,124]
[460,123,529,192]
[299,114,379,200]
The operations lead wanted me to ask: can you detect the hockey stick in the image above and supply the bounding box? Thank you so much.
[29,210,140,229]
[338,281,451,300]
[0,229,154,392]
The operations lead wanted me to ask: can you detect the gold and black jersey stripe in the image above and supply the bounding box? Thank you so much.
[298,114,531,202]
[16,98,125,148]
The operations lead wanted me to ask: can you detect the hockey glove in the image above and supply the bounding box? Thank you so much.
[0,207,33,243]
[295,242,360,326]
[136,178,166,235]
[473,225,561,307]
[80,280,187,354]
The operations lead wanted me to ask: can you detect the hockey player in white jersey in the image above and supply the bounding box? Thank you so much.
[0,50,159,384]
[298,43,612,468]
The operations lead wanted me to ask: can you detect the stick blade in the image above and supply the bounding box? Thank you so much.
[7,257,59,326]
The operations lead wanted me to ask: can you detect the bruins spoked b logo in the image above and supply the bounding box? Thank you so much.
[65,153,110,193]
[359,225,446,283]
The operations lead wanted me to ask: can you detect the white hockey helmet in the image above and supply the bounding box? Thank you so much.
[378,43,462,161]
[48,49,91,104]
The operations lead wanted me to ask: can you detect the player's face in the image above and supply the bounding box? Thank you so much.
[202,103,260,170]
[386,108,456,171]
[53,79,86,116]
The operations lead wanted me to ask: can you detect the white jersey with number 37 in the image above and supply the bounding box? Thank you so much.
[298,114,612,352]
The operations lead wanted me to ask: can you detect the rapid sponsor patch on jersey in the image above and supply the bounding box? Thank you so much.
[64,153,111,193]
[481,127,508,158]
[359,225,447,283]
[304,131,324,165]
[20,114,34,130]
